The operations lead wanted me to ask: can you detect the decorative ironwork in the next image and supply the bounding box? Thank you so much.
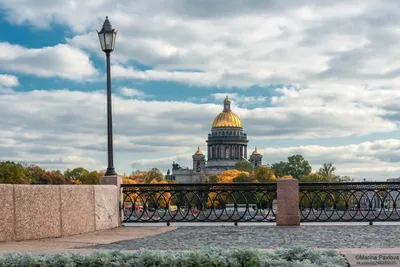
[299,182,400,222]
[122,183,277,224]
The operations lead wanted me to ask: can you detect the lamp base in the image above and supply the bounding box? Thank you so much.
[105,167,117,176]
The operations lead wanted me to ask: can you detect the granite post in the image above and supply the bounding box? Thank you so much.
[277,178,300,226]
[100,175,123,226]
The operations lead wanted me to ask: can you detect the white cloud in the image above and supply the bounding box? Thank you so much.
[259,139,400,180]
[119,87,152,98]
[0,89,398,175]
[211,93,268,107]
[58,0,400,90]
[2,0,399,91]
[0,74,19,87]
[0,43,97,80]
[111,65,221,86]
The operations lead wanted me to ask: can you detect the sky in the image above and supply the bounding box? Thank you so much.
[1,0,400,180]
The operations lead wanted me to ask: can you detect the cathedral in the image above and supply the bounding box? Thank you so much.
[167,96,263,183]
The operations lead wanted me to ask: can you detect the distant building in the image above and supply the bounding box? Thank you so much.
[167,96,262,183]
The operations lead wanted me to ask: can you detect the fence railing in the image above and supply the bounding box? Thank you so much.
[299,182,400,222]
[122,183,277,224]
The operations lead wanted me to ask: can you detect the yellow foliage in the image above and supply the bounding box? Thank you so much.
[123,178,137,184]
[206,192,222,208]
[71,179,82,185]
[282,175,294,179]
[218,169,249,183]
[129,171,147,184]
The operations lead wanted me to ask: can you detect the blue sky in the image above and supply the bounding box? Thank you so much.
[1,0,400,180]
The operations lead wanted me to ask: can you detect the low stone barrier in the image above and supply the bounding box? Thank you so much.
[0,184,119,242]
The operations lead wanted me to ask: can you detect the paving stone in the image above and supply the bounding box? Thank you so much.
[86,225,400,250]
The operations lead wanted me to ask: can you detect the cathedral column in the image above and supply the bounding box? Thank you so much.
[244,146,247,159]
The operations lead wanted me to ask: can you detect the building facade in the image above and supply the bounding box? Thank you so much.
[167,96,262,183]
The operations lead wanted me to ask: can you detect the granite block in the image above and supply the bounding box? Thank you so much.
[100,175,122,187]
[100,175,123,226]
[277,178,300,226]
[0,185,14,242]
[276,215,300,226]
[61,185,95,236]
[94,185,119,230]
[14,185,61,241]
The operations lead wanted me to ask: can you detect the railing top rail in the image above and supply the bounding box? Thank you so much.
[121,182,277,191]
[122,182,276,187]
[299,181,400,185]
[299,181,400,190]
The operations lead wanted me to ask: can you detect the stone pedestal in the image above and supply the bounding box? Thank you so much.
[100,175,123,226]
[277,178,300,226]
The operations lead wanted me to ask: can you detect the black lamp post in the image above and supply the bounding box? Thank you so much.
[97,16,117,176]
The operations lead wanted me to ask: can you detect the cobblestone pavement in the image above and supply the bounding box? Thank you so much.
[86,225,400,250]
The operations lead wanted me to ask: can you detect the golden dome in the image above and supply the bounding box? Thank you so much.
[194,147,203,155]
[252,147,261,155]
[212,96,243,128]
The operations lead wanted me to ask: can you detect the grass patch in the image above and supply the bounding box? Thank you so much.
[0,247,348,266]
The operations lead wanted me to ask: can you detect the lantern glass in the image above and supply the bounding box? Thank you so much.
[97,30,117,52]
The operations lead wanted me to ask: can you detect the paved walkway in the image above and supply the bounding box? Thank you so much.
[89,225,400,250]
[0,226,175,254]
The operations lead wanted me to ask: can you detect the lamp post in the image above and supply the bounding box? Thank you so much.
[97,16,117,176]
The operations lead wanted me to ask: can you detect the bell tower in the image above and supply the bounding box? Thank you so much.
[249,147,263,168]
[193,147,206,172]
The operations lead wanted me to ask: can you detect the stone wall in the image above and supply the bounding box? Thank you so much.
[0,184,119,242]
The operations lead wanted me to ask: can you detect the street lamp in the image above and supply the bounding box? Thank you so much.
[97,16,117,176]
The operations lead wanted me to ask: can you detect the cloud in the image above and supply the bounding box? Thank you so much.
[59,0,400,90]
[0,88,398,174]
[111,65,221,86]
[119,87,152,98]
[0,74,19,94]
[0,43,97,80]
[211,93,268,107]
[0,74,19,87]
[260,139,400,180]
[4,0,393,91]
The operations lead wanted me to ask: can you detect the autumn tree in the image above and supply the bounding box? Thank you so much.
[83,171,102,184]
[43,170,66,184]
[64,167,89,183]
[271,161,288,178]
[254,166,276,182]
[129,170,147,184]
[144,168,164,183]
[232,172,253,182]
[234,160,253,173]
[207,174,219,183]
[0,161,30,184]
[218,169,249,183]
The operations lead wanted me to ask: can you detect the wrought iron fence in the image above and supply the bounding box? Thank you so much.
[299,182,400,222]
[122,183,277,224]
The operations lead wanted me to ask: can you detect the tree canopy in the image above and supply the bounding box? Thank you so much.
[271,155,312,179]
[234,160,253,173]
